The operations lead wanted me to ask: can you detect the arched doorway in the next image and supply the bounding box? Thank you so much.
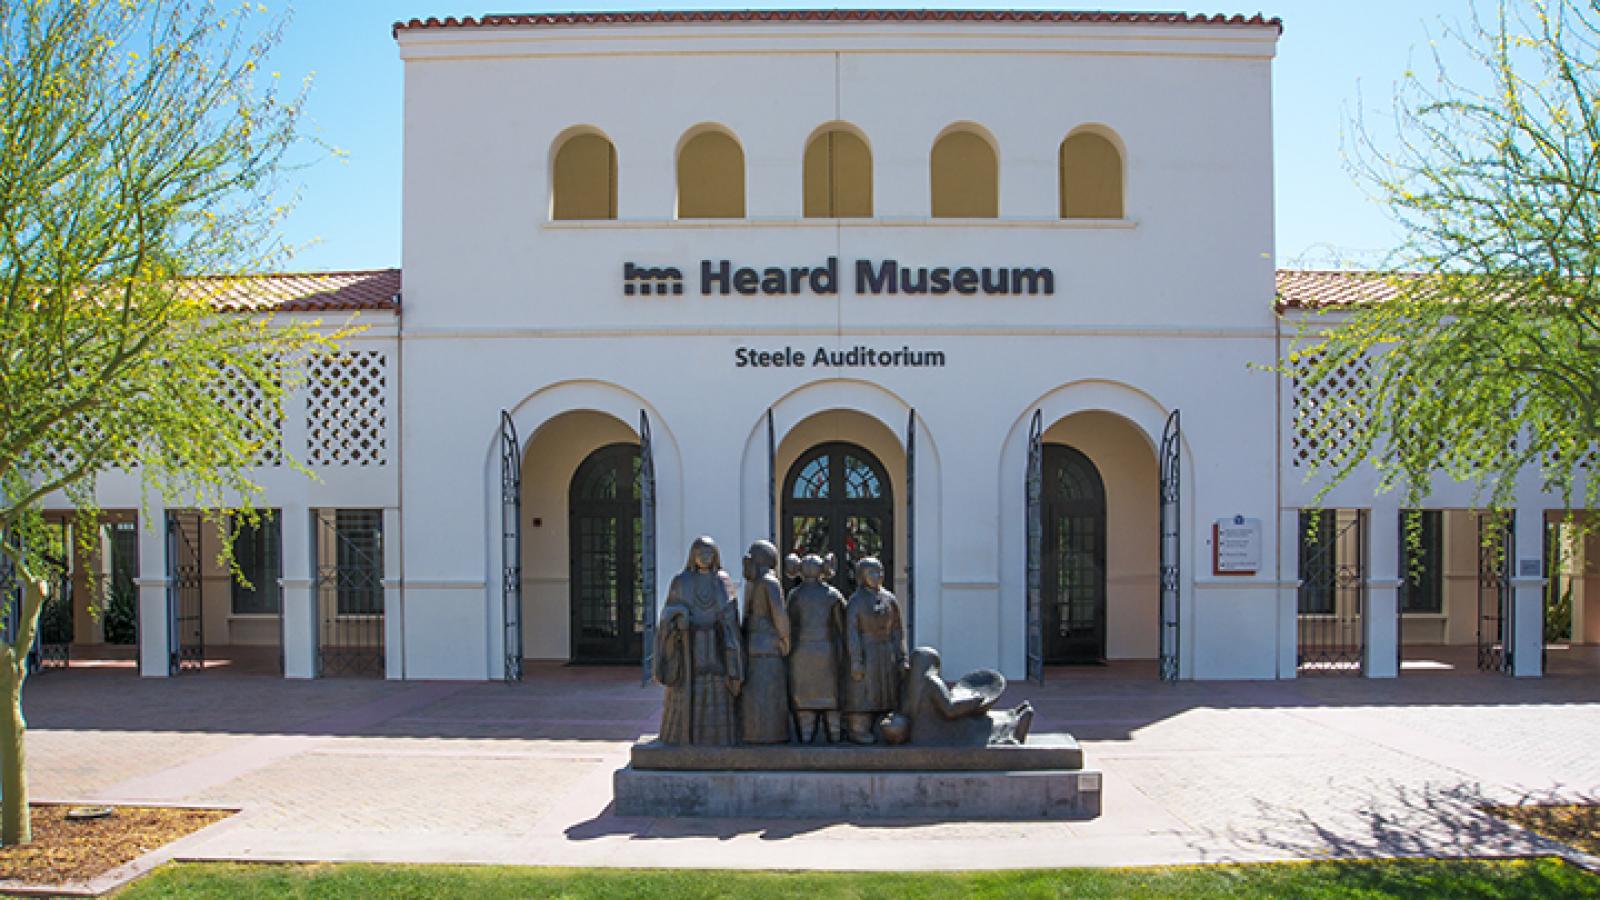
[568,442,644,664]
[1043,443,1107,663]
[783,441,894,595]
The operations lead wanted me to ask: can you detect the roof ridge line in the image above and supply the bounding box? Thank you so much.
[393,10,1286,37]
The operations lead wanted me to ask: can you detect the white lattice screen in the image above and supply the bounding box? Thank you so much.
[1547,446,1599,471]
[1289,355,1370,469]
[36,418,89,472]
[306,350,389,467]
[37,365,126,471]
[210,363,283,467]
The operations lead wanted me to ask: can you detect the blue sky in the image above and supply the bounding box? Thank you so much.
[263,1,1474,272]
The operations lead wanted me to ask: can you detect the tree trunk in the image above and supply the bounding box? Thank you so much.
[0,655,27,846]
[0,574,42,846]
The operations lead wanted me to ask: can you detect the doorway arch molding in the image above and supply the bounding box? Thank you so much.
[997,379,1195,679]
[737,378,943,644]
[482,379,684,678]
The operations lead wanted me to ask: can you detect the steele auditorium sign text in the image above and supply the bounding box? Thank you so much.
[622,257,1054,297]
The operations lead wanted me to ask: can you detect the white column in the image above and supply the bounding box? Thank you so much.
[135,511,170,677]
[1276,508,1300,678]
[279,505,316,679]
[1365,508,1400,678]
[1511,506,1546,677]
[382,507,404,680]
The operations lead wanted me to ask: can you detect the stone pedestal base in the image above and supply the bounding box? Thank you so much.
[612,733,1102,820]
[614,767,1101,819]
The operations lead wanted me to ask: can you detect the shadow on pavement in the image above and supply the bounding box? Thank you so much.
[21,652,1600,743]
[564,803,965,842]
[1190,780,1596,864]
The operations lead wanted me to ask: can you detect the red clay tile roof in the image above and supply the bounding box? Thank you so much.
[393,10,1285,38]
[1276,269,1419,312]
[195,269,402,314]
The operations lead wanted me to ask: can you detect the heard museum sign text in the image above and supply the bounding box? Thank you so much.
[624,257,1055,297]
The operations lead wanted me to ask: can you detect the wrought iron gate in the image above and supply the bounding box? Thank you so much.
[1477,511,1514,673]
[905,408,916,647]
[640,410,657,685]
[1296,509,1366,674]
[1025,410,1044,685]
[1544,514,1569,673]
[500,412,523,682]
[34,518,73,671]
[166,511,205,673]
[1158,409,1181,682]
[314,509,386,677]
[766,408,776,543]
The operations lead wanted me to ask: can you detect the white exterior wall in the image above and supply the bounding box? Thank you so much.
[44,318,401,677]
[398,20,1282,680]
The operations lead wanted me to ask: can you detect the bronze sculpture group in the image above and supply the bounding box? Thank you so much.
[654,536,1034,748]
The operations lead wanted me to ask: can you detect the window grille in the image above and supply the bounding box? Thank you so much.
[1398,510,1443,614]
[230,514,282,615]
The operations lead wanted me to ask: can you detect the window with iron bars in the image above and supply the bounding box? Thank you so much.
[1398,510,1443,614]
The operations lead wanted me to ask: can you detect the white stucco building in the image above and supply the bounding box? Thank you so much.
[23,10,1597,684]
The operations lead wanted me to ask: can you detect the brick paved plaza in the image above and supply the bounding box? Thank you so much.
[22,649,1600,870]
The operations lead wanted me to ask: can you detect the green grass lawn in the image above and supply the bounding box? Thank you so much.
[116,858,1600,899]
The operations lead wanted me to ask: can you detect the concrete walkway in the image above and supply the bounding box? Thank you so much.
[22,649,1600,870]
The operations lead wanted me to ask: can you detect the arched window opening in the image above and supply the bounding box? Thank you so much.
[552,132,617,220]
[1059,131,1124,219]
[677,130,745,219]
[803,127,872,218]
[782,442,893,597]
[930,128,997,218]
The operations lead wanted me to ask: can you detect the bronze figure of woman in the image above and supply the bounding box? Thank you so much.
[654,536,743,745]
[739,540,791,743]
[785,552,847,743]
[842,556,907,743]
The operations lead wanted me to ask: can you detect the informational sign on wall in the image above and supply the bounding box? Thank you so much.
[1213,516,1262,575]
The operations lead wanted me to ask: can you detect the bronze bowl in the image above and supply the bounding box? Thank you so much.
[950,669,1006,710]
[879,712,911,745]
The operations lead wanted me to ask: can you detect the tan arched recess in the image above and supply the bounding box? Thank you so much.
[677,129,745,219]
[1060,131,1124,219]
[803,127,872,218]
[551,132,617,220]
[930,128,998,218]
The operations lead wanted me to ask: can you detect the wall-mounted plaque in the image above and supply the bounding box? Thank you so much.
[1213,516,1262,575]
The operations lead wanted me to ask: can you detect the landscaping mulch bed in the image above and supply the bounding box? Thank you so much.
[0,804,231,886]
[1490,803,1600,855]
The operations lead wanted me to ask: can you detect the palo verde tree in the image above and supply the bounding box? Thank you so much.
[0,0,335,844]
[1288,0,1600,512]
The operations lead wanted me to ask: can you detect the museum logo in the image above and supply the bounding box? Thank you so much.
[622,263,685,296]
[622,256,1054,297]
